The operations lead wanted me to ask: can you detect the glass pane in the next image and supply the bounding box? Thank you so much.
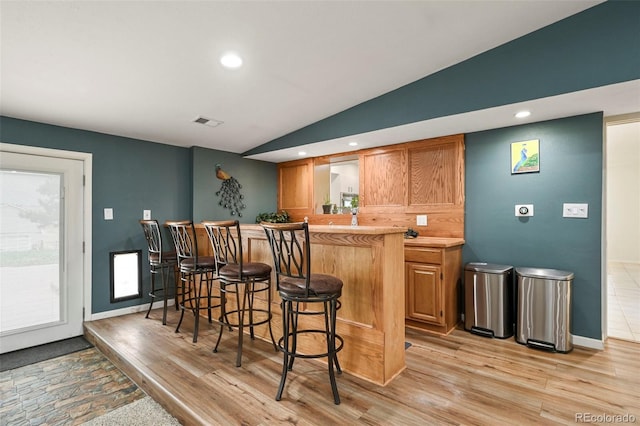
[0,169,61,334]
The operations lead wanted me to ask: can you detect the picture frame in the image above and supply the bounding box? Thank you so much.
[511,139,540,174]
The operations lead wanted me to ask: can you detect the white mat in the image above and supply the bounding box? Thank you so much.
[81,396,181,426]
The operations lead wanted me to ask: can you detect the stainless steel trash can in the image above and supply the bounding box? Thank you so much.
[464,263,514,338]
[515,267,574,353]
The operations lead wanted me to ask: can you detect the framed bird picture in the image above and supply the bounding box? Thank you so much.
[511,139,540,174]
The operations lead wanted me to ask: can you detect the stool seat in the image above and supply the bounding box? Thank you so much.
[149,251,177,265]
[180,255,217,270]
[280,274,342,296]
[219,262,272,280]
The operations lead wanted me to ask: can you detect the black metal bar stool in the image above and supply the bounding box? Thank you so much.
[139,219,178,325]
[202,220,277,367]
[165,220,221,343]
[261,221,344,405]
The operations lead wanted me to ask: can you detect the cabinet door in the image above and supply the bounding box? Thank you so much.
[360,148,406,210]
[405,262,444,325]
[407,135,464,211]
[277,159,313,216]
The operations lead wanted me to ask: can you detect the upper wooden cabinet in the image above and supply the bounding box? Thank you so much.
[360,147,406,210]
[407,135,464,212]
[277,158,313,216]
[359,134,464,213]
[277,134,465,238]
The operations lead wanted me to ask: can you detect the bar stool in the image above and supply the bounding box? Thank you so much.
[261,221,344,405]
[202,220,277,367]
[165,220,221,343]
[139,219,178,325]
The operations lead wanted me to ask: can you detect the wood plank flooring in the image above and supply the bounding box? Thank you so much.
[84,308,640,426]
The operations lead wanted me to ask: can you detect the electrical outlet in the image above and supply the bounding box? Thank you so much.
[515,204,534,217]
[104,208,113,220]
[416,215,427,226]
[143,209,151,220]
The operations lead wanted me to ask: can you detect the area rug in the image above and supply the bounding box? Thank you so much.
[0,336,93,372]
[81,396,180,426]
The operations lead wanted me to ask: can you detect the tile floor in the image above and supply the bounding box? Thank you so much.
[607,261,640,342]
[0,347,146,425]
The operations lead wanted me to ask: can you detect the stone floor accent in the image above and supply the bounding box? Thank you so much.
[0,347,145,425]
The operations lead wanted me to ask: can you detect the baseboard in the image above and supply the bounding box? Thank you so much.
[89,300,175,321]
[572,334,604,350]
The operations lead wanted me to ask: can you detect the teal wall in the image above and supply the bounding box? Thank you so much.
[464,113,603,339]
[0,113,606,339]
[0,117,277,314]
[245,0,639,156]
[191,146,277,223]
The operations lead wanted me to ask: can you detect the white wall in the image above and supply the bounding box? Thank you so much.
[607,119,640,263]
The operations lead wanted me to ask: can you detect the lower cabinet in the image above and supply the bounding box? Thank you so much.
[404,240,464,335]
[405,262,442,325]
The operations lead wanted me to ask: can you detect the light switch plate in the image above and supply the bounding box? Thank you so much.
[104,208,113,220]
[143,209,151,220]
[563,203,588,218]
[416,215,427,226]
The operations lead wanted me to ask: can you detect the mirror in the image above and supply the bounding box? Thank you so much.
[110,250,142,302]
[314,155,359,214]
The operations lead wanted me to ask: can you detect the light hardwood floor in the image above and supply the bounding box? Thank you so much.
[84,309,639,426]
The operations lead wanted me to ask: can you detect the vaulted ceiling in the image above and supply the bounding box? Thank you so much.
[3,1,636,163]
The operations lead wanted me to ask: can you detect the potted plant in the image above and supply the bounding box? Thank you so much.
[255,210,290,223]
[350,195,359,213]
[322,194,332,214]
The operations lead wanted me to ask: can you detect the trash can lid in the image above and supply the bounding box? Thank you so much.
[465,262,513,274]
[515,267,574,280]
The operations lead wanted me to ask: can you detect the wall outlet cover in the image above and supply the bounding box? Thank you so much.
[143,210,151,220]
[515,204,534,217]
[104,208,114,220]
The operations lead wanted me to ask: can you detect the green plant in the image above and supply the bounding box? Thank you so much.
[350,195,359,209]
[323,194,331,205]
[255,210,291,223]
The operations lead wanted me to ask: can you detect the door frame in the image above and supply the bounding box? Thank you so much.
[602,112,640,343]
[0,142,93,323]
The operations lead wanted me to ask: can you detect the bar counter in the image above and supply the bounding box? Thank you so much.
[195,223,407,386]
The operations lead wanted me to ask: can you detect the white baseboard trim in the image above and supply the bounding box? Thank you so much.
[572,334,604,350]
[89,300,175,321]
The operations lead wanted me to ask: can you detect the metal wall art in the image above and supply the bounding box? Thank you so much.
[215,164,246,217]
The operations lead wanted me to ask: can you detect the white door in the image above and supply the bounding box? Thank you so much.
[0,151,84,353]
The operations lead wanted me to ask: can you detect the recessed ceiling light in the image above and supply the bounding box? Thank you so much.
[348,141,358,147]
[298,151,307,156]
[220,53,243,69]
[515,110,531,119]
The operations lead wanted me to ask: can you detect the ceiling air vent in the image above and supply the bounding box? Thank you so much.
[193,116,224,128]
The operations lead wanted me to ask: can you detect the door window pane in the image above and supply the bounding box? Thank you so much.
[0,170,61,333]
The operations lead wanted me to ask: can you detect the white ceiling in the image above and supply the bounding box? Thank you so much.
[3,0,635,164]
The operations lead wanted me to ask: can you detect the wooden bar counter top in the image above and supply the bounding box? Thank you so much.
[195,223,407,386]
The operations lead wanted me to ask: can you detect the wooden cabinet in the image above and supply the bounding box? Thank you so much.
[405,262,442,324]
[277,133,465,238]
[404,238,464,335]
[277,158,313,216]
[407,135,464,212]
[359,147,406,210]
